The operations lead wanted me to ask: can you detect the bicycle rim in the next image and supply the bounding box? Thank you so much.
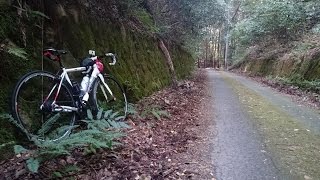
[12,71,76,141]
[92,75,128,119]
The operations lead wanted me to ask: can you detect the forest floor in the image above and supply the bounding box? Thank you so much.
[0,70,216,179]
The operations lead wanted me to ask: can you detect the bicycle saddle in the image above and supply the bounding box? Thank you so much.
[43,48,67,61]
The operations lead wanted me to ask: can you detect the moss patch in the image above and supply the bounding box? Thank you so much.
[237,42,320,82]
[222,72,320,179]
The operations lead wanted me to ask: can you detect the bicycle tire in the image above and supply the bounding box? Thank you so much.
[11,70,76,141]
[90,75,128,120]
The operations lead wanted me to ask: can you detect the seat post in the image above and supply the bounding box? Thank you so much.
[58,55,64,68]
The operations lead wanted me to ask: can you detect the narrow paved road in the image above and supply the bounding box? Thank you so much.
[208,70,320,180]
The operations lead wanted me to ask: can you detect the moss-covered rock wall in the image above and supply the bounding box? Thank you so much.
[235,45,320,81]
[0,1,194,159]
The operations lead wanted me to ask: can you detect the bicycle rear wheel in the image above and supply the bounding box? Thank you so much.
[91,75,128,119]
[11,71,76,141]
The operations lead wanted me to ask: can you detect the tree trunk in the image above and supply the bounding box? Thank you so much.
[217,30,221,68]
[212,34,216,68]
[16,0,27,47]
[158,38,178,88]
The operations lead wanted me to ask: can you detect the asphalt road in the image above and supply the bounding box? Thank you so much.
[208,70,280,180]
[208,70,320,180]
[229,72,320,134]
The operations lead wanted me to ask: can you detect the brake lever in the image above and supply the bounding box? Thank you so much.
[105,53,116,65]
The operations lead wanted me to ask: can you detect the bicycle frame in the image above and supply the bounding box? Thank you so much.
[11,49,126,142]
[40,63,114,113]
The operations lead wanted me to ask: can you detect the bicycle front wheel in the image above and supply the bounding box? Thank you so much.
[91,75,128,119]
[11,71,76,141]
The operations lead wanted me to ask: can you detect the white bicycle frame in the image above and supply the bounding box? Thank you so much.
[40,55,115,113]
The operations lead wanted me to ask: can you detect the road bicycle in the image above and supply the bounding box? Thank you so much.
[11,48,128,141]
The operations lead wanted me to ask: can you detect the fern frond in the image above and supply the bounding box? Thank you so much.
[37,113,61,135]
[1,113,29,136]
[7,47,28,60]
[103,110,113,119]
[151,109,161,120]
[96,108,103,119]
[110,111,119,119]
[29,10,50,19]
[127,103,137,115]
[7,109,128,174]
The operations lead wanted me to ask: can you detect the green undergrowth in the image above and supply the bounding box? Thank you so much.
[1,110,129,174]
[272,74,320,93]
[222,72,320,179]
[140,105,170,121]
[0,117,16,159]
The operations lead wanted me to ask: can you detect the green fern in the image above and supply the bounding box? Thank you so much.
[37,113,61,136]
[2,109,130,174]
[14,145,28,154]
[51,164,80,178]
[7,46,28,60]
[26,158,40,173]
[29,10,50,20]
[96,108,104,119]
[127,103,137,115]
[141,105,170,120]
[0,114,30,136]
[104,110,113,118]
[151,109,161,120]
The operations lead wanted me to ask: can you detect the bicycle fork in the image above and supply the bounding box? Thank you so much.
[98,74,116,101]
